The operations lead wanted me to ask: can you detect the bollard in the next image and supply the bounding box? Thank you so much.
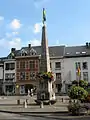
[49,101,51,106]
[23,100,27,108]
[62,98,63,102]
[26,99,28,104]
[17,99,20,105]
[40,101,44,108]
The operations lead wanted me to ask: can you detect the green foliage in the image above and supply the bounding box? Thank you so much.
[37,72,54,81]
[68,102,81,115]
[72,80,88,88]
[68,86,88,100]
[84,94,90,103]
[86,88,90,94]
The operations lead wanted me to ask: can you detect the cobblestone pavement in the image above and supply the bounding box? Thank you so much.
[0,95,69,105]
[0,112,90,120]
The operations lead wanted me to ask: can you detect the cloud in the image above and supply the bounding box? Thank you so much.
[0,38,22,49]
[0,16,4,21]
[5,32,19,38]
[5,33,12,38]
[9,19,22,30]
[8,38,21,49]
[12,31,19,36]
[28,39,41,46]
[33,22,42,34]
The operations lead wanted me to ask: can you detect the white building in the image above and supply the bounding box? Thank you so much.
[0,60,4,94]
[3,59,16,95]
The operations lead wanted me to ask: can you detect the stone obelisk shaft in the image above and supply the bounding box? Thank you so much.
[40,24,51,73]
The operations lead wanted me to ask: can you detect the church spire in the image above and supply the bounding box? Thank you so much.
[40,8,51,73]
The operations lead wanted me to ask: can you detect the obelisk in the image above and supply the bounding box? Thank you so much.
[36,8,56,103]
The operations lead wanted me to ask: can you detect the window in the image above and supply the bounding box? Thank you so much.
[5,73,15,81]
[56,73,61,81]
[76,72,81,80]
[29,61,35,70]
[83,72,88,81]
[16,72,20,80]
[20,72,25,80]
[30,72,35,80]
[30,48,36,56]
[10,63,15,70]
[50,63,52,69]
[16,62,19,69]
[26,72,29,80]
[76,52,80,54]
[5,63,15,70]
[20,61,25,69]
[35,60,38,70]
[82,62,88,70]
[55,62,61,69]
[26,61,28,69]
[5,63,9,70]
[21,49,27,56]
[75,62,81,70]
[22,61,25,68]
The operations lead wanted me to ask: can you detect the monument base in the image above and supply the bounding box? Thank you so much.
[35,91,56,105]
[35,99,56,105]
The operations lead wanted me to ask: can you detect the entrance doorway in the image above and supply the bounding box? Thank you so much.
[25,84,33,94]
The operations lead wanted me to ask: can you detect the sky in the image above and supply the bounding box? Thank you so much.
[0,0,90,57]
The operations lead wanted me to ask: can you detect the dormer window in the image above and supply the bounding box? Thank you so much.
[30,48,37,56]
[21,49,27,56]
[66,53,70,55]
[76,52,80,54]
[82,51,86,54]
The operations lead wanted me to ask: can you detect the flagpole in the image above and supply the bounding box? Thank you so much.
[77,67,80,103]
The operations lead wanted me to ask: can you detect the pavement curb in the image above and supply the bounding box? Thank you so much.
[0,110,68,114]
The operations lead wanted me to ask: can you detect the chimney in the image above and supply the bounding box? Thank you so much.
[11,48,16,52]
[28,44,31,48]
[86,42,88,48]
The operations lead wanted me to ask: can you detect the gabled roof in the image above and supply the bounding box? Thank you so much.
[13,45,65,58]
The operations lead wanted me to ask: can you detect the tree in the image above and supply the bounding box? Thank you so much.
[72,80,88,89]
[68,85,88,100]
[68,80,88,115]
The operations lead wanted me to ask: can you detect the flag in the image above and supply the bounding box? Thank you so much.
[77,67,80,76]
[43,8,46,23]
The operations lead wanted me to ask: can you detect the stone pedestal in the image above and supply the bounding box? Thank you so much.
[36,78,56,103]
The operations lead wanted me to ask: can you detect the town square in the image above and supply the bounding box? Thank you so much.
[0,0,90,119]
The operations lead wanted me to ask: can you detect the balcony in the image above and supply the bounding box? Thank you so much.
[5,68,15,70]
[4,79,15,83]
[5,76,15,82]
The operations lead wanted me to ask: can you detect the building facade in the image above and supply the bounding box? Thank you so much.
[15,46,40,95]
[0,43,90,94]
[0,60,4,94]
[3,59,16,95]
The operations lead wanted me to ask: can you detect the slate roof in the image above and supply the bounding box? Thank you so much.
[64,45,90,58]
[4,44,90,59]
[13,45,65,58]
